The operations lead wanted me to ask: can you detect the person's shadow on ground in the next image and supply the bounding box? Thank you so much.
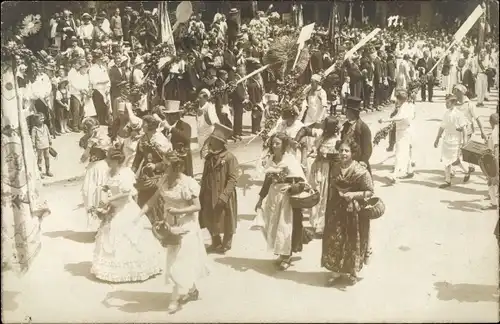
[45,230,96,244]
[101,290,170,313]
[434,281,499,303]
[214,256,353,291]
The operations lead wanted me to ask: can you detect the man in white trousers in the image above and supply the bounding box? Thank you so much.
[472,49,490,107]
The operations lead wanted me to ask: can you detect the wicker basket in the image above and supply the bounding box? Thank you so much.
[360,197,386,220]
[289,188,320,209]
[152,222,183,247]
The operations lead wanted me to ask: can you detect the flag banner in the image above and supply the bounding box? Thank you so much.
[296,23,315,44]
[160,1,176,55]
[344,28,381,60]
[453,5,484,42]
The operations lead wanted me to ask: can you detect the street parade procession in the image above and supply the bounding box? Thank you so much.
[1,0,499,322]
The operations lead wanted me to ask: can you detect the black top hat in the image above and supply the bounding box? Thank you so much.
[346,96,362,111]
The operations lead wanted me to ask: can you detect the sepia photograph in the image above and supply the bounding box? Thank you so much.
[1,0,498,322]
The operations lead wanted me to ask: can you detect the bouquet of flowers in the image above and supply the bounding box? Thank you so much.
[90,201,115,221]
[269,166,289,183]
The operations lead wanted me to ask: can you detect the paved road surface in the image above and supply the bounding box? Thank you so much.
[2,89,499,323]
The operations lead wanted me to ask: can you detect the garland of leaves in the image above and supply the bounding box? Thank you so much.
[373,76,425,145]
[179,82,237,116]
[373,123,394,146]
[260,73,307,142]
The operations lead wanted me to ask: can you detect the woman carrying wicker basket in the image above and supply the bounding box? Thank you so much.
[321,139,375,286]
[295,116,340,236]
[255,133,312,271]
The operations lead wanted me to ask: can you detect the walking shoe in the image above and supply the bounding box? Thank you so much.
[463,173,471,183]
[439,182,451,189]
[481,204,498,210]
[386,146,394,152]
[477,103,484,107]
[46,172,54,177]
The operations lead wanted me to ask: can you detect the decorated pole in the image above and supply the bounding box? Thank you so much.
[428,4,484,75]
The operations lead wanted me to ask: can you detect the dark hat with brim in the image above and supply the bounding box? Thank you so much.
[346,96,362,111]
[209,123,233,144]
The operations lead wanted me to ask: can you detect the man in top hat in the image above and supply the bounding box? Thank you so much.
[161,100,193,176]
[199,123,239,254]
[340,96,373,174]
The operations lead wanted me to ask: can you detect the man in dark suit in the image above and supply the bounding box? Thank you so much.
[372,49,385,111]
[456,58,475,99]
[108,55,129,118]
[340,96,373,174]
[230,65,249,141]
[416,50,436,102]
[122,6,132,44]
[213,70,233,129]
[163,100,194,176]
[360,48,374,111]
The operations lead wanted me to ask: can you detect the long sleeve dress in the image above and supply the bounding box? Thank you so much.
[322,161,374,277]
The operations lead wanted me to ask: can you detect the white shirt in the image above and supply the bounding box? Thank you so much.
[341,82,350,97]
[488,124,499,151]
[79,23,94,40]
[89,64,110,94]
[68,70,91,98]
[102,18,111,34]
[31,73,52,101]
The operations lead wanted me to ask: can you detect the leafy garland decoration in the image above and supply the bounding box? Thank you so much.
[260,73,307,143]
[373,76,424,145]
[373,123,395,146]
[179,82,238,116]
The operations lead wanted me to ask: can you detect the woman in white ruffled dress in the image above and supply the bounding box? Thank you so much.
[91,147,163,283]
[156,152,209,314]
[80,117,111,231]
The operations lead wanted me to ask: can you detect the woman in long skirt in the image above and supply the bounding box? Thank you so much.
[304,117,340,235]
[80,117,111,231]
[255,133,311,270]
[155,151,210,314]
[91,147,162,282]
[321,139,374,286]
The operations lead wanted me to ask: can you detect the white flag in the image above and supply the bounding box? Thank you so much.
[453,5,484,42]
[160,1,176,55]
